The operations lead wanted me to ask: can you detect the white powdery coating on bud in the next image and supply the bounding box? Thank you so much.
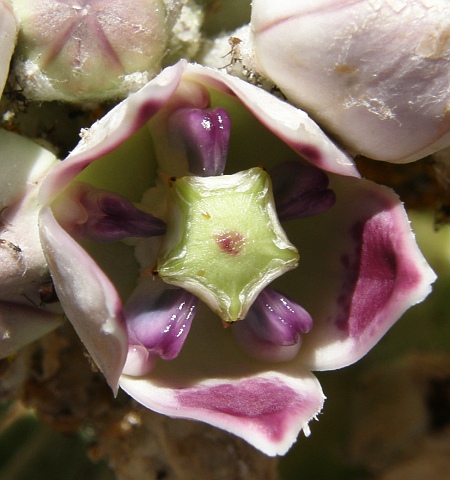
[12,0,168,102]
[198,25,262,82]
[163,0,204,61]
[0,0,18,95]
[251,0,450,162]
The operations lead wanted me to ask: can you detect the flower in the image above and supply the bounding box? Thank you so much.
[36,61,435,455]
[0,0,18,95]
[250,0,450,162]
[0,129,64,359]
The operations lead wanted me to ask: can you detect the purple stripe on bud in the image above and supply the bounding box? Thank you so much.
[233,287,313,362]
[126,287,198,360]
[271,161,336,221]
[61,183,166,242]
[169,107,231,176]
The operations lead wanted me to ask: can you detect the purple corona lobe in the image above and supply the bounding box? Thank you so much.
[168,107,231,176]
[233,287,313,363]
[126,287,198,361]
[271,161,336,221]
[57,183,166,242]
[246,287,312,345]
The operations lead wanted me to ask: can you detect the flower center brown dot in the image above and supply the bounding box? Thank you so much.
[215,230,245,255]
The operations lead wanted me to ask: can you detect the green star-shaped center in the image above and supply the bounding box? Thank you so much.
[157,168,299,323]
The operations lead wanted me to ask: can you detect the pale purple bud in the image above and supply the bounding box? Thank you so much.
[168,107,231,176]
[271,160,336,221]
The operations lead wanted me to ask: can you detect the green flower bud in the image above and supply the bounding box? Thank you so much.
[11,0,204,102]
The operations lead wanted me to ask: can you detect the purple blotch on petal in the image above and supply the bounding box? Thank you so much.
[66,183,166,242]
[168,107,231,176]
[271,160,336,221]
[175,378,310,443]
[135,99,167,131]
[126,287,198,360]
[296,145,322,163]
[334,210,420,337]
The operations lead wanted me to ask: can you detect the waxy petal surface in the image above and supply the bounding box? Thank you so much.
[40,60,357,207]
[39,206,128,392]
[277,175,437,370]
[184,63,359,177]
[120,299,325,458]
[121,371,323,456]
[38,61,187,204]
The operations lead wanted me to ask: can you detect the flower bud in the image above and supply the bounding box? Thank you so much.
[11,0,182,102]
[251,0,450,162]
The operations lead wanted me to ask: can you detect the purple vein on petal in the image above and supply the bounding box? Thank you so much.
[42,1,124,71]
[41,16,81,67]
[168,107,231,176]
[85,9,124,71]
[271,160,336,221]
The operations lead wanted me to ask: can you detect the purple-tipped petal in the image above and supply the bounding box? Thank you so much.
[184,63,359,177]
[124,281,197,370]
[39,206,128,393]
[38,61,186,204]
[281,176,437,371]
[120,370,324,456]
[168,107,231,176]
[54,183,166,242]
[271,160,336,221]
[233,287,313,362]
